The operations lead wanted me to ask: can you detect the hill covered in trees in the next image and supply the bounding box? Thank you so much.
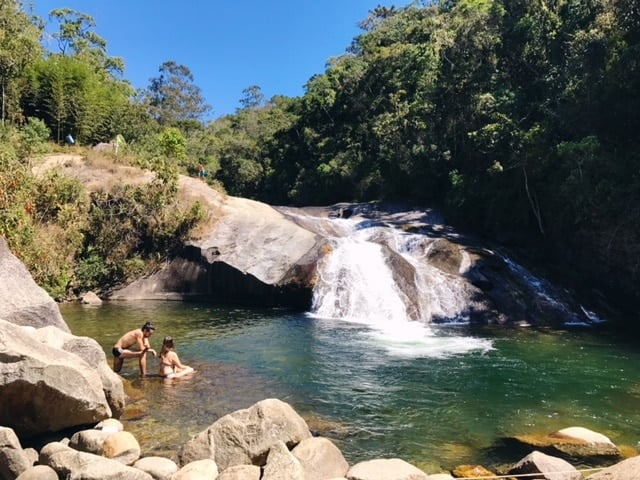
[1,0,638,321]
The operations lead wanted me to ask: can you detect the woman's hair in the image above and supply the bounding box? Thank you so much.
[159,336,175,358]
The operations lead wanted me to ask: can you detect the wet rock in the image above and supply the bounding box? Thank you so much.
[451,464,495,478]
[511,426,621,461]
[80,291,103,305]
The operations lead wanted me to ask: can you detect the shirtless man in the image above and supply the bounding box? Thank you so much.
[112,322,157,376]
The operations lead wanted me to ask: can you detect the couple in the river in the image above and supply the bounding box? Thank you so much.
[112,322,195,378]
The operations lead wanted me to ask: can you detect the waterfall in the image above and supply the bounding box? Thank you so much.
[305,216,493,358]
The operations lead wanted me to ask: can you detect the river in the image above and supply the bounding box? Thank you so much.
[60,300,640,472]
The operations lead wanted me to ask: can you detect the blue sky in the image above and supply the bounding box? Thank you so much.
[32,0,411,119]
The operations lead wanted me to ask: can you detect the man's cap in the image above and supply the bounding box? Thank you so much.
[142,322,156,331]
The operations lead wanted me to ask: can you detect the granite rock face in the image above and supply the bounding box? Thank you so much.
[0,237,69,332]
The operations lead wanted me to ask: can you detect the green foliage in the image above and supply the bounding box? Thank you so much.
[18,117,51,156]
[0,0,44,125]
[159,127,187,160]
[144,61,211,126]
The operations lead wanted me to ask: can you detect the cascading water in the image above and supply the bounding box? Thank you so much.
[305,216,494,357]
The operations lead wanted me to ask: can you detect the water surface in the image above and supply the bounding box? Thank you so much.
[60,301,640,471]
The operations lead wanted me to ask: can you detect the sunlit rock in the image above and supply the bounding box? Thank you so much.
[39,441,152,480]
[178,398,311,470]
[508,450,581,480]
[0,237,69,332]
[510,426,621,461]
[262,440,305,480]
[346,458,429,480]
[292,436,349,480]
[0,320,112,438]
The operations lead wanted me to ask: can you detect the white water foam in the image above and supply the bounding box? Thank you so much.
[309,218,493,358]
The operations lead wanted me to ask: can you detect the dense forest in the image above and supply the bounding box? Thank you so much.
[1,0,638,319]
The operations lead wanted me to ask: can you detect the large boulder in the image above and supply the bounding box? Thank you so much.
[178,398,312,470]
[31,326,126,418]
[110,179,324,309]
[0,320,112,438]
[0,237,69,332]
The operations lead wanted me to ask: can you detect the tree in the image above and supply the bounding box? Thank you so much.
[239,85,265,110]
[145,61,211,126]
[0,0,43,125]
[47,8,124,74]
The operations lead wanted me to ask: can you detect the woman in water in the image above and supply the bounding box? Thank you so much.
[158,336,195,378]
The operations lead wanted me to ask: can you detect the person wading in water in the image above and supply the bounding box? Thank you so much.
[112,322,157,376]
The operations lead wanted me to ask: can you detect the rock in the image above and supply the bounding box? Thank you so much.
[262,440,306,480]
[346,458,429,480]
[110,183,323,309]
[102,431,142,465]
[586,454,640,479]
[512,426,621,460]
[0,320,112,438]
[95,418,124,433]
[39,441,153,479]
[15,465,58,480]
[291,436,349,480]
[451,465,495,478]
[80,291,103,305]
[31,326,126,418]
[508,450,581,480]
[0,426,34,480]
[134,456,179,480]
[69,429,112,455]
[0,237,69,332]
[170,459,218,480]
[217,464,261,480]
[426,475,454,480]
[178,398,311,470]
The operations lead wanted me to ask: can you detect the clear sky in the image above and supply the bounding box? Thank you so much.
[32,0,411,119]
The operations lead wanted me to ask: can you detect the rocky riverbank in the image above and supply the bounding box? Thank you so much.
[2,398,639,480]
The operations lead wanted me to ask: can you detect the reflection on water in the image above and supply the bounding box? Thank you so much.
[60,301,640,470]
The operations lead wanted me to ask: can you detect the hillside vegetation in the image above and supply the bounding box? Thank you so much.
[1,1,638,318]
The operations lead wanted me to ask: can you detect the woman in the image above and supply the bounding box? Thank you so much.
[158,336,195,378]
